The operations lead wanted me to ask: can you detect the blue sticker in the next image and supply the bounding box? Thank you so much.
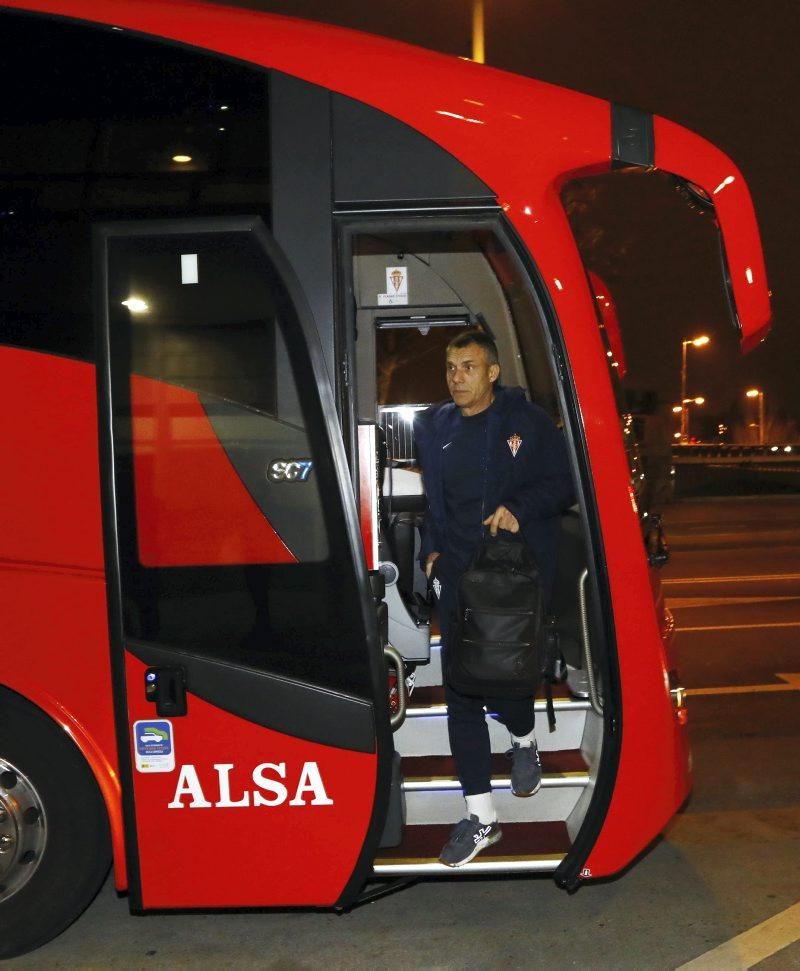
[135,720,172,757]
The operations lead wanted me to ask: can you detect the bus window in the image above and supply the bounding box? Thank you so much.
[0,11,269,363]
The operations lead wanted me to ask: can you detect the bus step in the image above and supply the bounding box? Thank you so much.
[402,749,588,787]
[395,687,588,756]
[372,821,569,875]
[404,775,584,825]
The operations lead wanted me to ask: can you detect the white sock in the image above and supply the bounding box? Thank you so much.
[465,791,496,823]
[511,726,537,747]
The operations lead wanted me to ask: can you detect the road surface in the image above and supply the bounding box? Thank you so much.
[11,496,800,968]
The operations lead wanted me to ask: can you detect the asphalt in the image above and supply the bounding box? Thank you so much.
[10,495,800,969]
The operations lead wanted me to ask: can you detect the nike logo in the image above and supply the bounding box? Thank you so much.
[442,442,452,450]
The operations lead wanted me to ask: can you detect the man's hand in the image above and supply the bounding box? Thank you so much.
[483,505,520,536]
[425,552,440,578]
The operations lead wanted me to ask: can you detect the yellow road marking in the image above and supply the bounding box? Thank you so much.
[676,900,800,969]
[663,572,800,585]
[668,595,800,607]
[686,673,800,697]
[678,620,800,632]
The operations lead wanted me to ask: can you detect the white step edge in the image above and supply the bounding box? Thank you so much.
[406,698,590,717]
[372,856,564,876]
[403,772,590,791]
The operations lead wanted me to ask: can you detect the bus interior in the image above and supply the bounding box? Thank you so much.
[345,224,608,870]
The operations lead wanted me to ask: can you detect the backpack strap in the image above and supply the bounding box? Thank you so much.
[541,616,565,733]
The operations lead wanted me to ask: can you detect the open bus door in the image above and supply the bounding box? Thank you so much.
[95,216,393,910]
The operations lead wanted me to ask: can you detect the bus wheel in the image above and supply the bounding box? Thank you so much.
[0,688,111,959]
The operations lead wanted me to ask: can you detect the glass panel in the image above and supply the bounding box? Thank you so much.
[110,231,326,567]
[107,228,368,695]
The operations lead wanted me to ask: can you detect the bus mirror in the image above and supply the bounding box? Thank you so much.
[653,115,771,352]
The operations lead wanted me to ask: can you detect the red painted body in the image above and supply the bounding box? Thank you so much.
[125,656,375,907]
[0,0,771,892]
[131,376,295,567]
[0,348,126,886]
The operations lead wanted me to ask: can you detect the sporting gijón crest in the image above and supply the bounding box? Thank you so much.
[507,433,522,457]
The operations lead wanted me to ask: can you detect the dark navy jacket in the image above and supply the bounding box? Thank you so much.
[414,386,575,600]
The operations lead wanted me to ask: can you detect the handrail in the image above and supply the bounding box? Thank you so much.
[578,568,604,717]
[384,643,407,731]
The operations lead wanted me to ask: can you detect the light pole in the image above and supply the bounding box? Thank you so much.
[746,388,765,444]
[680,335,710,443]
[471,0,485,63]
[675,397,705,442]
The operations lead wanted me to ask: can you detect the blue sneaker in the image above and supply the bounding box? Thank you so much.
[510,741,542,797]
[439,814,502,867]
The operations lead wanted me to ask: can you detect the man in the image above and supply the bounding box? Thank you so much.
[414,330,574,867]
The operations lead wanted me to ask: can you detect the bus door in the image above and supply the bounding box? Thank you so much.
[95,216,392,910]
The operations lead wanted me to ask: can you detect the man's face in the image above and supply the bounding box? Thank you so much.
[446,342,500,416]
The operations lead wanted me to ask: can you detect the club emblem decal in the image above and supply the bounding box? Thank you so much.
[507,433,522,457]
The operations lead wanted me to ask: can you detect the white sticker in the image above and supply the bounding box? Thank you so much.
[133,719,176,773]
[378,265,408,306]
[181,253,199,285]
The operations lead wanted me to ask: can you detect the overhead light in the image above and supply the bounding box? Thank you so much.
[172,154,192,164]
[122,297,149,314]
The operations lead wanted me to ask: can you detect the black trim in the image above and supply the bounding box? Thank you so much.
[93,225,145,912]
[128,641,375,753]
[332,94,494,205]
[496,216,623,891]
[334,201,501,215]
[717,227,744,340]
[270,73,336,382]
[611,104,655,170]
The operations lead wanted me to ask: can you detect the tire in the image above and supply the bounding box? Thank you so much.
[0,688,111,959]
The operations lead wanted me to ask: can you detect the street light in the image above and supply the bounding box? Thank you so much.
[680,335,710,443]
[676,396,706,442]
[746,388,765,444]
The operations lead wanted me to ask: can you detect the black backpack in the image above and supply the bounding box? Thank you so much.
[446,535,564,729]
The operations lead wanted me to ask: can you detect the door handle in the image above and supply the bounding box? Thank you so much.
[384,644,407,730]
[144,666,188,717]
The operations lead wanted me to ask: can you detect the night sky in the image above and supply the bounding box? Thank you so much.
[226,0,800,437]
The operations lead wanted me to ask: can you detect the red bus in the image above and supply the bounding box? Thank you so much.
[0,0,770,957]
